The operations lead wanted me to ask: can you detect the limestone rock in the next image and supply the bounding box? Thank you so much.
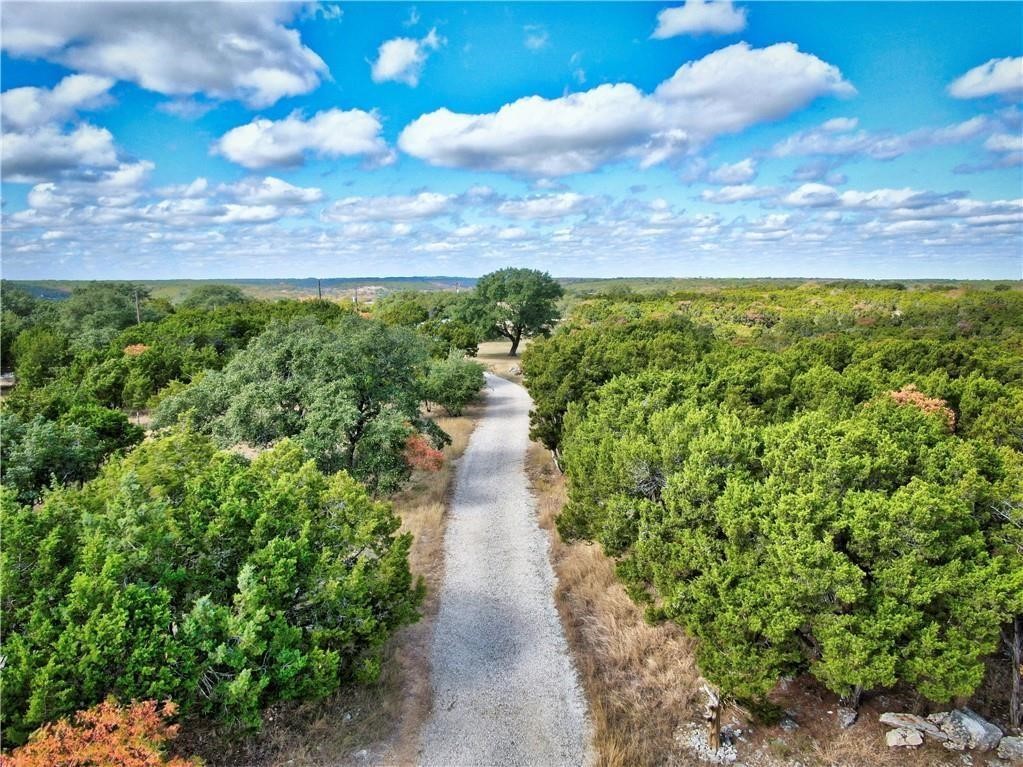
[836,707,858,729]
[879,712,946,740]
[886,727,923,748]
[997,736,1023,763]
[948,708,1002,752]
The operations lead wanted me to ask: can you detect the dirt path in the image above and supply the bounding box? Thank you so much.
[416,373,591,767]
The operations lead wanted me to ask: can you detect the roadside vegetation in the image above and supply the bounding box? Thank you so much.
[523,281,1023,763]
[0,274,522,761]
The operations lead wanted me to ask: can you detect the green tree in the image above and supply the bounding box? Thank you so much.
[562,374,1021,705]
[0,406,142,503]
[12,328,71,389]
[178,284,251,311]
[0,431,423,743]
[153,316,449,493]
[472,268,564,356]
[424,353,486,415]
[58,283,169,349]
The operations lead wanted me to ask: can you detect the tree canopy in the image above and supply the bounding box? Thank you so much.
[471,268,564,355]
[527,282,1023,712]
[1,431,423,744]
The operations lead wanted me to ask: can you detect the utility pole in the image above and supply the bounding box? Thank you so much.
[354,286,359,307]
[317,279,322,300]
[133,289,141,325]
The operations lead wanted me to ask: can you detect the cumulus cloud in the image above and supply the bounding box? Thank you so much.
[773,114,991,163]
[0,2,327,108]
[497,192,594,219]
[399,42,852,176]
[215,109,394,169]
[700,184,776,203]
[2,123,119,182]
[370,27,444,87]
[706,157,757,184]
[652,0,747,38]
[322,192,456,222]
[1,74,114,131]
[219,176,324,205]
[984,132,1023,153]
[948,56,1023,100]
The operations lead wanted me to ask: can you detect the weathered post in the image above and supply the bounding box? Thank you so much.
[702,682,722,752]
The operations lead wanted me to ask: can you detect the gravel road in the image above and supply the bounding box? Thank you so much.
[417,373,591,767]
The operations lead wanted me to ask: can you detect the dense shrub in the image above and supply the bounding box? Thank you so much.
[0,699,196,767]
[0,406,143,503]
[0,431,423,744]
[425,353,486,415]
[533,286,1023,710]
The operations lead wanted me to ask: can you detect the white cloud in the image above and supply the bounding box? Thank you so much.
[782,183,841,207]
[0,2,327,108]
[523,25,550,51]
[157,177,210,199]
[497,193,593,219]
[215,109,394,169]
[948,56,1023,100]
[700,183,775,203]
[706,157,757,184]
[215,204,282,224]
[773,115,991,163]
[322,192,455,223]
[821,117,858,132]
[497,226,533,240]
[2,123,118,182]
[652,0,746,38]
[370,28,444,87]
[219,176,324,205]
[399,42,852,176]
[984,132,1023,153]
[1,74,114,131]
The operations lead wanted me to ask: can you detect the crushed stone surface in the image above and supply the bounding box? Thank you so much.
[417,373,592,767]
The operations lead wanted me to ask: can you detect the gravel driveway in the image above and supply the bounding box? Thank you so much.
[417,373,591,767]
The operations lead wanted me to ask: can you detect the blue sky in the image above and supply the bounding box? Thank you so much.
[1,1,1021,280]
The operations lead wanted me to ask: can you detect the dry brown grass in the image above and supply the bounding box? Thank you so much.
[475,339,528,383]
[525,444,702,767]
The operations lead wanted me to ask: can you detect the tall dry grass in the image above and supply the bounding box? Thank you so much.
[526,444,702,767]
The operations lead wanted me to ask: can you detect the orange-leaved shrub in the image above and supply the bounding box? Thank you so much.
[0,699,198,767]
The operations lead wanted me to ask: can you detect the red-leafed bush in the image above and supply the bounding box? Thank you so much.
[404,433,444,471]
[1,699,198,767]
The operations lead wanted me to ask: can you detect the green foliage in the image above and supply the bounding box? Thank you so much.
[522,315,714,455]
[374,291,431,327]
[533,284,1023,708]
[0,407,143,504]
[153,316,445,493]
[0,431,423,744]
[471,268,564,355]
[177,284,251,310]
[425,353,486,415]
[12,328,71,390]
[57,283,169,350]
